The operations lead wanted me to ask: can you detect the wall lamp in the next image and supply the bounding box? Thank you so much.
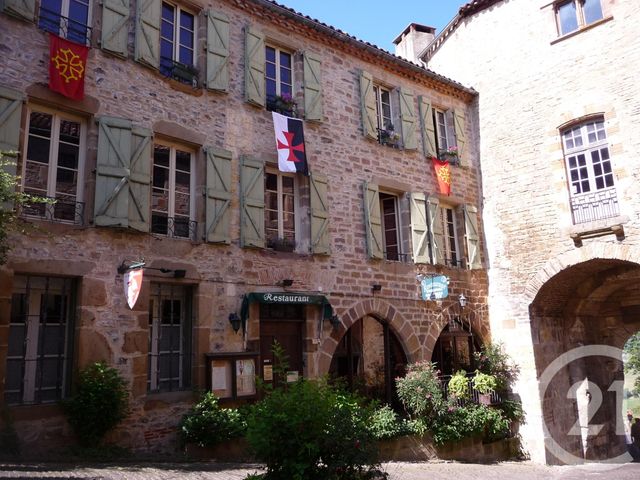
[280,279,294,287]
[117,261,185,278]
[329,314,341,329]
[372,284,382,293]
[228,312,241,334]
[459,293,467,309]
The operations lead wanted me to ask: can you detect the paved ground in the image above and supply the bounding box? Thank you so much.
[0,461,639,479]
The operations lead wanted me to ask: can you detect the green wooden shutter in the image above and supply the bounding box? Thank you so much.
[245,26,265,107]
[462,204,482,269]
[101,0,130,57]
[128,126,152,232]
[419,96,437,158]
[359,71,378,140]
[426,195,444,265]
[303,52,323,122]
[206,10,230,92]
[410,192,429,264]
[1,0,36,22]
[454,109,467,166]
[135,0,160,69]
[0,86,25,176]
[363,182,383,260]
[240,155,265,248]
[205,146,232,243]
[399,88,417,150]
[310,173,330,255]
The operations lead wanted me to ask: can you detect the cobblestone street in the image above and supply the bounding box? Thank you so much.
[1,461,639,480]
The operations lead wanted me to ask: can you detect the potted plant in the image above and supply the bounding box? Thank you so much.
[472,370,497,405]
[439,146,459,164]
[447,370,470,400]
[268,93,298,117]
[379,123,400,147]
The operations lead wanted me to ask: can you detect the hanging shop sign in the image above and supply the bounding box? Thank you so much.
[420,275,450,301]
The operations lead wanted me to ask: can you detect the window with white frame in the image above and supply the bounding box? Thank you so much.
[22,108,85,224]
[151,143,195,239]
[555,0,603,36]
[5,275,75,405]
[562,118,618,224]
[160,2,196,77]
[439,205,460,267]
[266,45,293,110]
[434,108,456,157]
[373,85,393,139]
[148,283,192,393]
[39,0,91,44]
[380,192,402,261]
[265,170,297,250]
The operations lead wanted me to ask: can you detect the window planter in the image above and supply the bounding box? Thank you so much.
[169,61,199,87]
[267,237,296,252]
[439,153,459,165]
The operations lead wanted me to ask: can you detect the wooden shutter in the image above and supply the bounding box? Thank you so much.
[419,96,437,158]
[462,204,482,269]
[303,52,323,122]
[426,195,444,265]
[135,0,160,69]
[0,86,25,177]
[205,146,232,243]
[240,155,265,248]
[128,126,152,232]
[399,88,417,150]
[101,0,130,57]
[206,10,230,92]
[310,173,330,255]
[363,182,383,260]
[410,192,429,264]
[245,26,265,107]
[1,0,36,22]
[359,71,378,140]
[454,109,467,166]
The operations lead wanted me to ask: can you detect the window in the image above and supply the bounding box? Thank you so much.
[434,108,456,157]
[562,118,618,224]
[266,46,293,109]
[5,275,75,405]
[151,143,195,239]
[160,2,196,79]
[439,205,460,267]
[265,170,297,250]
[380,192,402,261]
[373,85,393,139]
[22,108,85,224]
[556,0,603,36]
[38,0,91,44]
[148,283,192,392]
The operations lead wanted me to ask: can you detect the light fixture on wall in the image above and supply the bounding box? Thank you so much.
[372,284,382,293]
[329,314,341,329]
[280,279,294,287]
[228,312,241,334]
[117,261,185,278]
[459,293,467,309]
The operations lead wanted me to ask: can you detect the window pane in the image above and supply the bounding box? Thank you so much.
[174,192,190,216]
[39,0,63,33]
[180,10,194,30]
[57,141,79,170]
[583,0,603,24]
[152,213,169,235]
[162,2,175,22]
[266,46,276,63]
[154,145,170,168]
[558,1,578,35]
[176,150,191,172]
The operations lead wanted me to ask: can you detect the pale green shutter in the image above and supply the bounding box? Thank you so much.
[0,86,25,177]
[399,88,417,150]
[303,52,323,122]
[363,182,383,260]
[206,10,230,92]
[205,146,232,243]
[1,0,36,22]
[101,0,130,57]
[135,0,160,69]
[410,192,429,264]
[310,173,330,255]
[454,109,467,166]
[128,126,152,232]
[462,204,482,269]
[426,195,444,265]
[359,71,378,140]
[419,96,437,158]
[240,155,265,248]
[245,26,265,107]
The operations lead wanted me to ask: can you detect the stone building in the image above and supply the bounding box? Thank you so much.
[398,0,640,465]
[0,0,488,453]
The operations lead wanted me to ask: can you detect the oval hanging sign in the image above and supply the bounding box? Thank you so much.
[420,275,449,301]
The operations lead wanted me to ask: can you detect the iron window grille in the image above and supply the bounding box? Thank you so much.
[19,197,85,225]
[38,3,92,46]
[151,216,198,241]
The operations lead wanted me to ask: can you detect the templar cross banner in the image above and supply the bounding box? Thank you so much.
[432,157,452,196]
[272,111,309,175]
[48,33,89,100]
[124,269,143,309]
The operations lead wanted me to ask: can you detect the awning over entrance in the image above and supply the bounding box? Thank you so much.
[240,292,334,327]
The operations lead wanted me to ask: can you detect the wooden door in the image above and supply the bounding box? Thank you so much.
[260,320,303,386]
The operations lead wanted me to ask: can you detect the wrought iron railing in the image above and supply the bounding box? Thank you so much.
[439,373,503,406]
[570,187,620,224]
[151,215,198,241]
[19,197,85,225]
[38,6,92,46]
[160,57,199,87]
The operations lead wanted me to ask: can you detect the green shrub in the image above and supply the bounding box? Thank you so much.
[429,404,510,445]
[472,371,498,395]
[498,399,525,423]
[447,370,470,399]
[395,361,444,418]
[474,342,520,391]
[62,362,129,447]
[179,392,246,447]
[367,405,411,440]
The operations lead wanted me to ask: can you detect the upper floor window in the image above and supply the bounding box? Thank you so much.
[266,46,293,111]
[556,0,603,36]
[562,118,618,224]
[152,143,195,239]
[160,2,196,78]
[39,0,91,45]
[380,192,403,261]
[22,108,85,224]
[434,109,455,153]
[265,170,297,251]
[373,85,396,145]
[439,205,460,267]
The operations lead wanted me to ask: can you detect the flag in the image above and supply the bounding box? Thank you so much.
[432,157,452,196]
[49,33,89,100]
[272,112,309,175]
[124,269,143,309]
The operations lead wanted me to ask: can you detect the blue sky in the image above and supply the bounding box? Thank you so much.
[275,1,468,52]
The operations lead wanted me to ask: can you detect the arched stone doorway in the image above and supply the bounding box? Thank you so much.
[529,258,640,464]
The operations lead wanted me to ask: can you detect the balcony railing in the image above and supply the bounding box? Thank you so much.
[160,57,199,87]
[19,197,85,225]
[439,373,503,406]
[570,186,619,224]
[151,215,198,241]
[38,7,92,46]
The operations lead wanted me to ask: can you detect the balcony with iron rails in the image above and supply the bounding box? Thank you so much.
[439,373,503,406]
[19,196,85,226]
[38,6,92,46]
[151,215,198,241]
[570,186,619,225]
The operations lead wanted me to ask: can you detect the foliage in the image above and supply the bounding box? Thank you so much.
[498,399,526,424]
[429,404,510,446]
[379,123,400,145]
[624,332,640,397]
[439,146,459,158]
[179,392,246,447]
[269,93,298,117]
[473,342,520,391]
[472,371,498,394]
[62,362,129,447]
[367,405,412,440]
[447,370,470,399]
[395,361,445,418]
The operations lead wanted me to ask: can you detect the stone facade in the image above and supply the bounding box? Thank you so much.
[0,0,488,453]
[426,0,640,464]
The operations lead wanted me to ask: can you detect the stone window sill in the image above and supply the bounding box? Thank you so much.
[551,16,613,45]
[567,214,628,247]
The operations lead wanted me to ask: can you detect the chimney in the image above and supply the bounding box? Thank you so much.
[393,23,435,64]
